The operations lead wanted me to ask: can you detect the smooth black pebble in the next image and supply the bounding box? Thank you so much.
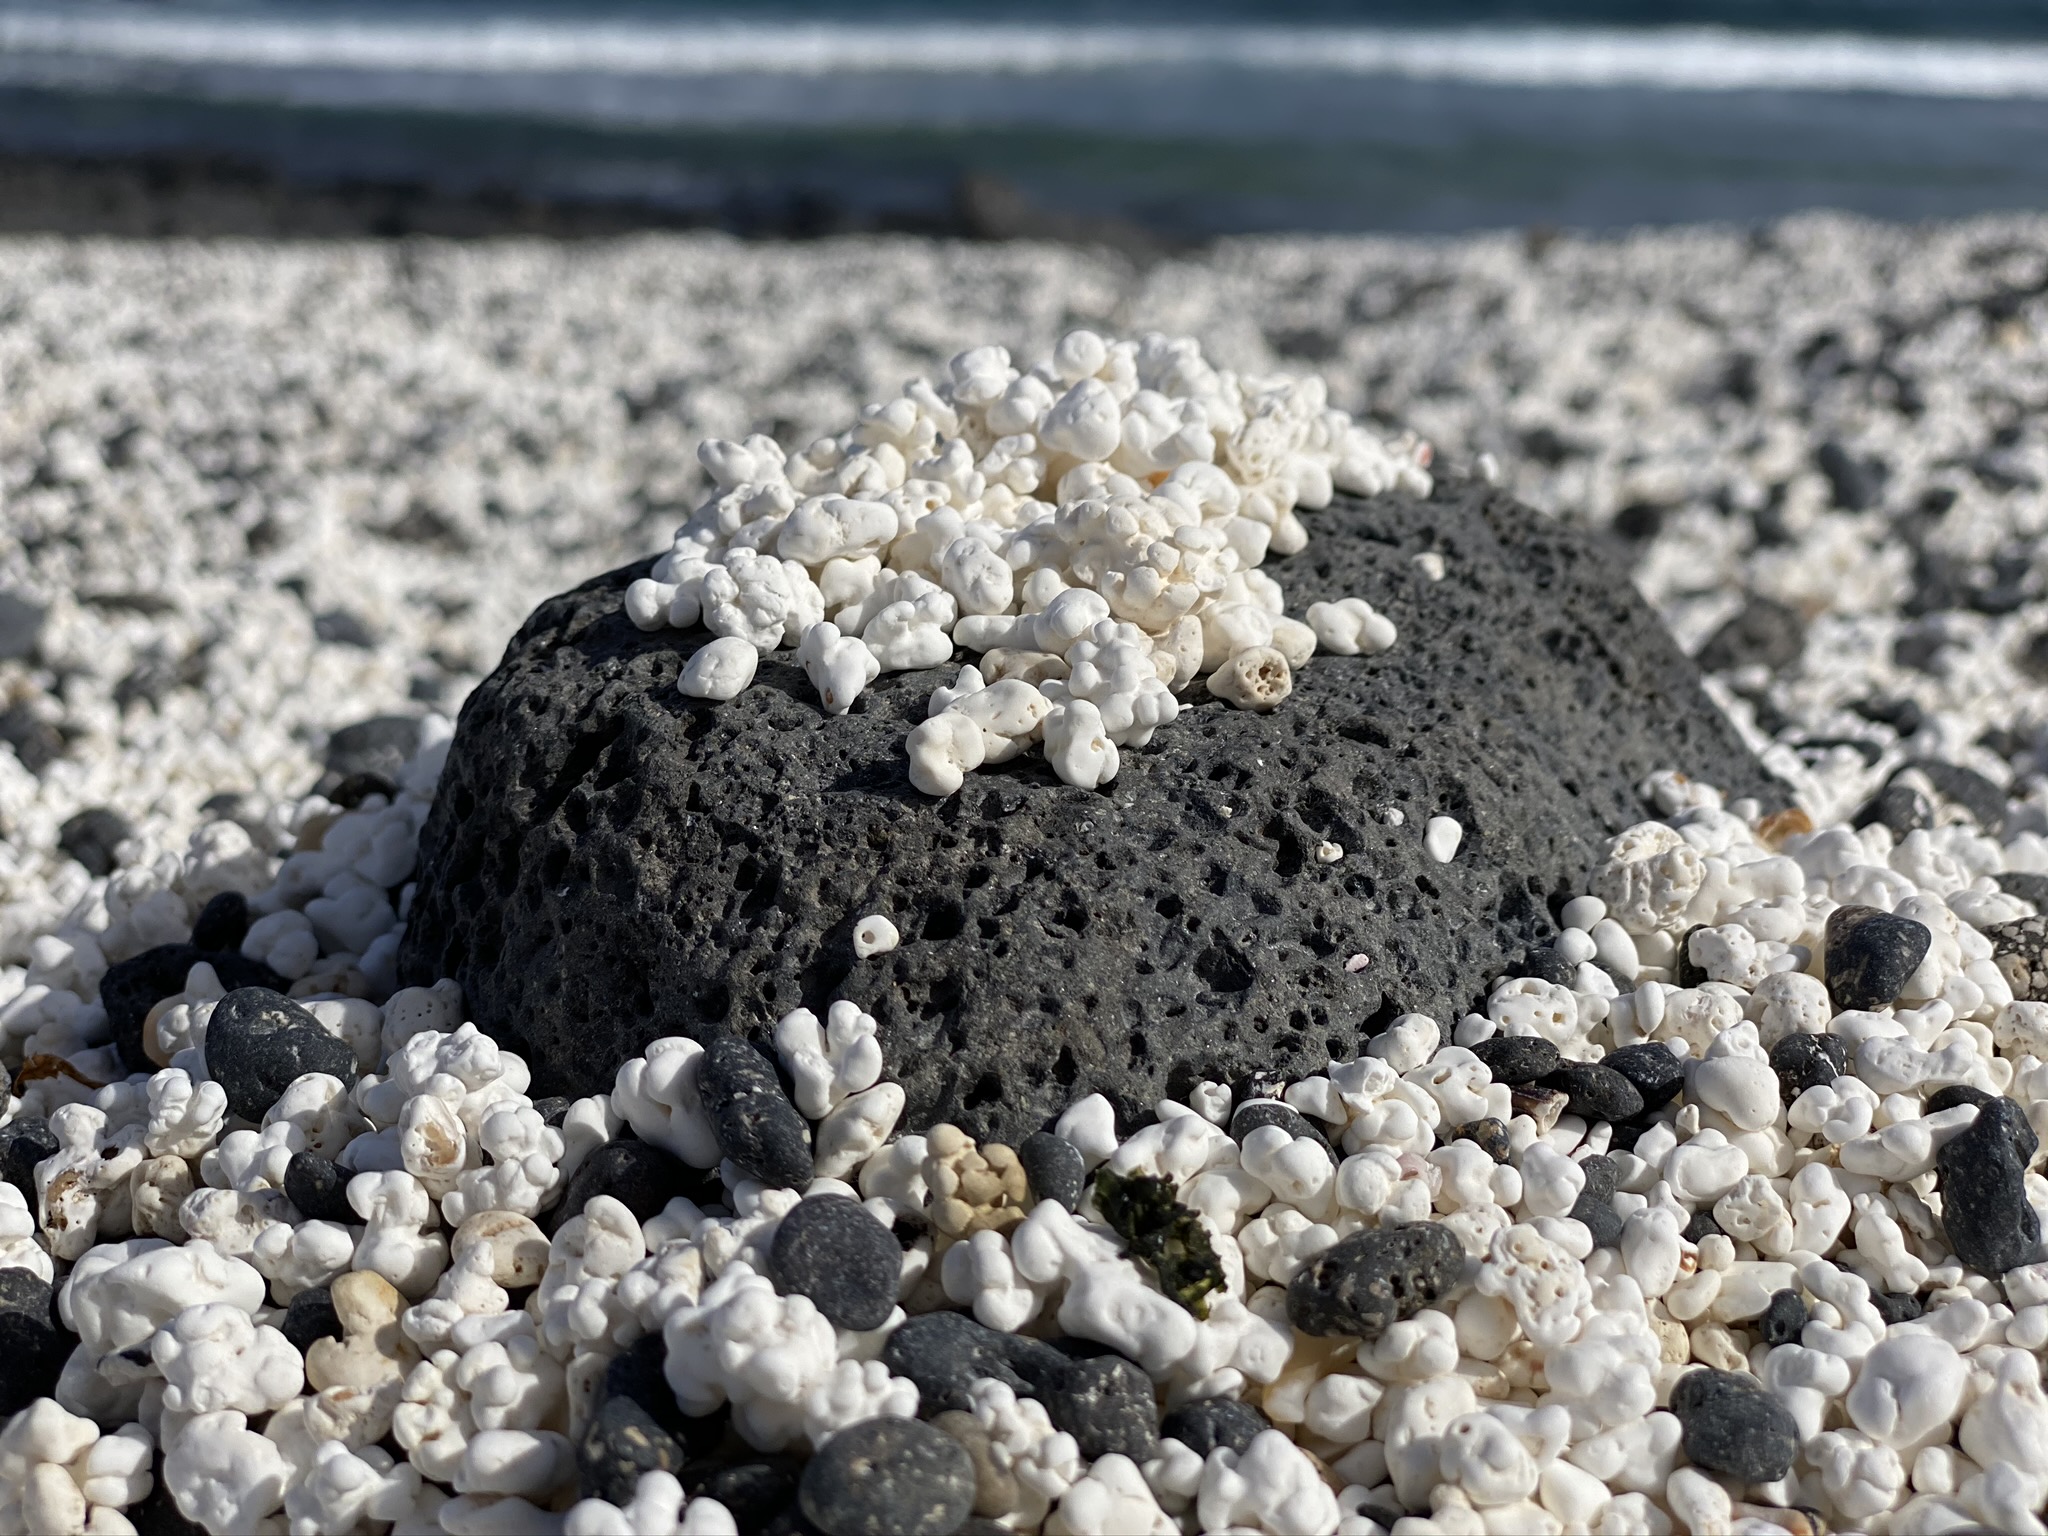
[1287,1221,1464,1340]
[203,987,360,1122]
[0,1117,56,1202]
[1042,1354,1158,1461]
[58,807,133,878]
[102,943,285,1075]
[1450,1118,1513,1162]
[578,1393,686,1505]
[1542,1063,1644,1123]
[1758,1289,1808,1347]
[768,1195,901,1332]
[1017,1132,1086,1212]
[279,1287,344,1355]
[699,1036,814,1189]
[1471,1036,1561,1086]
[189,891,251,953]
[1161,1396,1270,1457]
[798,1417,976,1536]
[283,1151,358,1224]
[1229,1099,1333,1154]
[1936,1096,2041,1276]
[1602,1043,1687,1114]
[882,1312,1069,1416]
[548,1139,714,1234]
[0,1267,72,1414]
[1769,1033,1846,1106]
[1825,905,1932,1012]
[1669,1367,1798,1482]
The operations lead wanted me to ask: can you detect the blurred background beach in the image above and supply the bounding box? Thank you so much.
[4,0,2048,239]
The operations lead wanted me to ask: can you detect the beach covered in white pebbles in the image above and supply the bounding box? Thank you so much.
[5,211,2048,1535]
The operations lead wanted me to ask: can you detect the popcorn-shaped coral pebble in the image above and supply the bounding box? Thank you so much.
[925,1124,1030,1237]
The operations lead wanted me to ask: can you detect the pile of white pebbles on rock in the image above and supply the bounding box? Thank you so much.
[4,214,2048,1535]
[621,329,1426,793]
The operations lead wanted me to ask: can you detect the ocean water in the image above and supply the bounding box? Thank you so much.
[4,0,2048,235]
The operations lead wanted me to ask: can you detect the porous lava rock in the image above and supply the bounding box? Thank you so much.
[401,483,1773,1141]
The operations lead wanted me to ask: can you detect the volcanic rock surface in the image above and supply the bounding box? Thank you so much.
[400,482,1774,1141]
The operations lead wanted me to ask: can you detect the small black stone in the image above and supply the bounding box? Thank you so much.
[1685,1209,1726,1244]
[1759,1289,1808,1347]
[104,945,287,1076]
[1576,1154,1619,1203]
[1696,596,1808,672]
[700,1463,800,1533]
[1450,1118,1513,1162]
[579,1393,686,1506]
[1870,1290,1925,1325]
[1042,1354,1158,1461]
[882,1312,1070,1416]
[1471,1036,1561,1086]
[1825,905,1933,1013]
[1675,925,1712,988]
[1542,1064,1644,1124]
[1893,758,2008,835]
[279,1287,343,1355]
[797,1417,976,1536]
[58,807,133,877]
[204,987,362,1122]
[602,1334,702,1444]
[1937,1096,2041,1275]
[0,1116,56,1203]
[189,891,251,953]
[531,1096,573,1127]
[0,1266,71,1415]
[1228,1099,1334,1155]
[322,715,421,785]
[1856,783,1934,839]
[1287,1221,1465,1340]
[1853,695,1925,737]
[0,589,45,661]
[1770,1033,1848,1106]
[327,771,399,809]
[698,1036,814,1189]
[1570,1189,1624,1248]
[548,1139,716,1234]
[1512,948,1581,987]
[282,1151,358,1224]
[315,609,379,649]
[1017,1131,1086,1212]
[1925,1083,1998,1117]
[1601,1043,1687,1113]
[1669,1367,1799,1483]
[1816,441,1887,513]
[768,1195,902,1332]
[1160,1397,1270,1457]
[2000,871,2048,909]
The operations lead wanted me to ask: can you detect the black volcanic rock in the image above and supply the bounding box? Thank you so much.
[400,485,1775,1141]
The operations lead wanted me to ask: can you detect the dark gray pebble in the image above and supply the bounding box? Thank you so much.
[0,1117,56,1203]
[578,1393,686,1506]
[1987,914,2048,1003]
[602,1335,701,1443]
[1042,1354,1158,1461]
[699,1036,814,1189]
[322,714,422,786]
[1769,1033,1846,1106]
[58,807,134,878]
[1870,1290,1924,1325]
[1511,948,1582,987]
[0,589,44,661]
[881,1312,1068,1416]
[1759,1289,1808,1347]
[205,987,361,1122]
[1669,1367,1798,1482]
[1675,925,1712,989]
[1857,783,1933,840]
[768,1196,901,1332]
[1228,1099,1333,1154]
[547,1139,716,1234]
[1471,1036,1561,1085]
[1568,1157,1622,1248]
[1685,1209,1725,1244]
[1450,1118,1513,1162]
[1161,1396,1270,1457]
[1924,1083,1997,1116]
[189,891,251,953]
[1542,1063,1644,1124]
[1892,758,2007,835]
[327,771,399,809]
[798,1417,975,1536]
[1601,1043,1687,1113]
[1017,1132,1086,1212]
[103,943,287,1075]
[531,1096,573,1127]
[1288,1221,1464,1340]
[279,1287,343,1355]
[1825,905,1932,1013]
[0,1266,72,1415]
[1998,871,2048,909]
[283,1151,357,1225]
[1696,596,1807,672]
[1937,1096,2041,1276]
[701,1462,800,1533]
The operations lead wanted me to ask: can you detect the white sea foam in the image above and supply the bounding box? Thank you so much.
[3,10,2048,102]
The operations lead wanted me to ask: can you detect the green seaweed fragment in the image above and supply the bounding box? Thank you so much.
[1092,1167,1226,1320]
